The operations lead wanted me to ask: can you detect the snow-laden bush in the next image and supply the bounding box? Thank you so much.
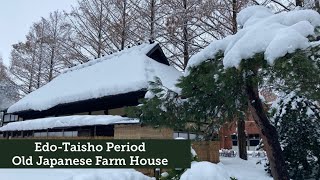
[159,139,198,180]
[270,93,320,179]
[180,161,232,180]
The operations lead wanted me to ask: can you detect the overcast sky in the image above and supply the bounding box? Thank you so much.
[0,0,77,66]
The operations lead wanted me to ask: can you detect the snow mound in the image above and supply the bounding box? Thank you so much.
[180,161,231,180]
[0,115,139,131]
[8,43,181,113]
[186,5,320,72]
[0,169,153,180]
[219,157,272,180]
[66,169,153,180]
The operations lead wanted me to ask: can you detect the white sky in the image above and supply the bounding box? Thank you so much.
[0,0,77,66]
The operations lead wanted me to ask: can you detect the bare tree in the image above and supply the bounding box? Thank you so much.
[42,11,72,82]
[10,14,72,93]
[65,0,111,59]
[158,0,249,69]
[10,41,37,94]
[0,57,19,109]
[130,0,164,41]
[103,0,139,50]
[158,0,204,69]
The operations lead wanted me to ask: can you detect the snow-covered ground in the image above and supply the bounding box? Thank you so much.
[219,157,272,180]
[0,157,271,180]
[0,169,153,180]
[180,157,271,180]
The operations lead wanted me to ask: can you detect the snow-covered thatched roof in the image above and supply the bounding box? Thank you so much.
[8,43,182,113]
[0,115,139,131]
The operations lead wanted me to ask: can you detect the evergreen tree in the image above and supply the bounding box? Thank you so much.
[128,6,320,180]
[270,93,320,179]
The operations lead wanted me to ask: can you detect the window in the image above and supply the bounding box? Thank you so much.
[23,131,33,137]
[3,115,10,122]
[64,131,78,137]
[13,131,22,137]
[3,115,18,122]
[10,115,18,121]
[248,134,260,146]
[78,129,91,137]
[34,132,48,137]
[248,134,260,139]
[231,134,238,146]
[0,112,3,122]
[249,140,260,146]
[48,132,64,137]
[173,132,202,140]
[95,126,114,136]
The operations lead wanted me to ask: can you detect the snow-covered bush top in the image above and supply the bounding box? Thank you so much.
[186,6,320,72]
[270,92,320,122]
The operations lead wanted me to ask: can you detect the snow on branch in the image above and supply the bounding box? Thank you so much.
[186,6,320,71]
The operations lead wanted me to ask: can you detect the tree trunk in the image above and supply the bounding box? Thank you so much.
[237,116,247,160]
[232,0,238,34]
[246,84,289,180]
[97,2,103,58]
[28,48,36,93]
[48,46,55,82]
[315,0,320,13]
[150,0,155,41]
[182,0,189,69]
[120,0,127,50]
[296,0,303,7]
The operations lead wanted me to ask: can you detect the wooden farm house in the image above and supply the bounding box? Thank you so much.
[0,43,182,139]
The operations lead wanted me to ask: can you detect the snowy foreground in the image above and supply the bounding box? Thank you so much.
[0,157,271,180]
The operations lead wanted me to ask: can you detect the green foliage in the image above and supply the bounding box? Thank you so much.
[160,168,185,180]
[127,51,251,139]
[126,77,189,131]
[176,52,255,139]
[270,94,320,179]
[179,52,248,123]
[127,28,320,179]
[160,147,199,180]
[268,48,320,100]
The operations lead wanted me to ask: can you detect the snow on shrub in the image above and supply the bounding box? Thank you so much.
[180,161,231,180]
[186,5,320,72]
[66,169,153,180]
[270,92,320,179]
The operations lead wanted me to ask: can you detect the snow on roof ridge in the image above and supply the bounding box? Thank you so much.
[62,42,157,74]
[0,115,140,131]
[186,6,320,74]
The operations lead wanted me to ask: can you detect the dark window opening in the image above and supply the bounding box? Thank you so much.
[95,125,114,136]
[249,140,260,146]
